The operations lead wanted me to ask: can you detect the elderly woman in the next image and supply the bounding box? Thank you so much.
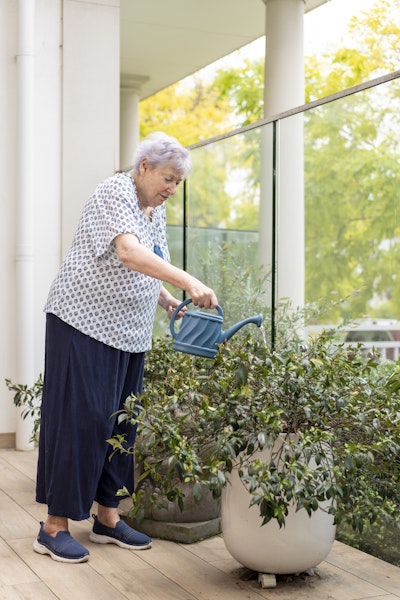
[34,132,218,563]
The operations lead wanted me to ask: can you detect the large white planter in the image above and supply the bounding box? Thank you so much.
[221,441,336,575]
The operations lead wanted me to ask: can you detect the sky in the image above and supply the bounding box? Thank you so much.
[304,0,377,53]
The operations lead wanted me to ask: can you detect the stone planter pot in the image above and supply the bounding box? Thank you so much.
[221,438,336,575]
[124,460,221,543]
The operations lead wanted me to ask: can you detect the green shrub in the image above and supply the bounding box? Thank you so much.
[109,304,400,536]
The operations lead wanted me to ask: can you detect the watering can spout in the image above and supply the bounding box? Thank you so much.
[222,314,263,343]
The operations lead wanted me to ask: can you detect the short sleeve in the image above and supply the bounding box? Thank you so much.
[44,172,167,352]
[86,174,139,258]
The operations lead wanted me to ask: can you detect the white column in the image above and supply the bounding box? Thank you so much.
[120,74,148,170]
[264,0,304,114]
[15,0,35,450]
[62,0,120,256]
[260,0,305,309]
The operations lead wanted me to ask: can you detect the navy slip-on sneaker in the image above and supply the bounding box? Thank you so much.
[89,514,152,550]
[33,522,89,563]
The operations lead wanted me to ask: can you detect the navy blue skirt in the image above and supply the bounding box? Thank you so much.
[36,314,145,520]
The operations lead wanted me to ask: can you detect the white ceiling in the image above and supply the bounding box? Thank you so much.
[120,0,329,100]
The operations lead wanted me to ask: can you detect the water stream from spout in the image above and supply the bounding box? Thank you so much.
[259,324,268,348]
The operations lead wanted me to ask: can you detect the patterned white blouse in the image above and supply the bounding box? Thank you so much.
[44,172,170,352]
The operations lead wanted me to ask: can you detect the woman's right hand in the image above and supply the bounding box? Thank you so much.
[187,277,218,309]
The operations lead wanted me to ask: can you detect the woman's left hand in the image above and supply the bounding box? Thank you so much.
[159,288,187,320]
[166,300,187,320]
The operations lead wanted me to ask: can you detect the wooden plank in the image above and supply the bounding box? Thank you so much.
[97,563,198,600]
[0,538,39,587]
[1,448,400,600]
[0,490,39,540]
[0,434,15,449]
[8,538,128,600]
[0,458,37,509]
[0,581,58,600]
[73,519,199,599]
[239,563,388,600]
[138,539,267,600]
[0,449,38,481]
[326,542,400,598]
[183,534,237,563]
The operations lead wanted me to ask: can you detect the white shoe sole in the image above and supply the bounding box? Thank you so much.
[33,539,89,563]
[89,531,152,550]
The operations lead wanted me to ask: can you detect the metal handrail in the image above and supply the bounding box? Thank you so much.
[187,69,400,150]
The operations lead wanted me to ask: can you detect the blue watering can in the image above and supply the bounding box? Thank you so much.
[170,298,263,358]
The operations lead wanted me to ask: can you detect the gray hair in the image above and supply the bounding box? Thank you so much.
[132,132,192,178]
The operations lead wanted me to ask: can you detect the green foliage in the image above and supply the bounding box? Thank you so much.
[212,58,265,125]
[188,128,262,231]
[336,518,400,567]
[305,0,400,101]
[5,375,43,443]
[108,304,400,534]
[187,242,269,328]
[7,301,400,543]
[301,1,400,321]
[139,77,232,146]
[303,86,400,320]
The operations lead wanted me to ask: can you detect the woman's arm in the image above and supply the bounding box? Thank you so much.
[115,233,218,309]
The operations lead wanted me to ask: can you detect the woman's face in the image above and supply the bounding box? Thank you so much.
[136,159,182,208]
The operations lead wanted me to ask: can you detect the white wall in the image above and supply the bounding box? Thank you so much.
[0,0,18,440]
[0,0,120,446]
[0,0,57,441]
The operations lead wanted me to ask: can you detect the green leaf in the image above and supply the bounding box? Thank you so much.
[192,481,202,503]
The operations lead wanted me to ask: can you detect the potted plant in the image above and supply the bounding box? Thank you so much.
[109,301,400,576]
[6,374,43,443]
[6,299,400,576]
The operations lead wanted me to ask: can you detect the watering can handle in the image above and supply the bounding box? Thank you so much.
[169,298,224,339]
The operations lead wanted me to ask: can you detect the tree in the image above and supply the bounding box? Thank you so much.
[139,76,233,146]
[209,0,400,319]
[139,0,400,320]
[305,0,400,102]
[304,0,400,318]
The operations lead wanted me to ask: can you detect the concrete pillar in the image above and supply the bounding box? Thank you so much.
[259,0,305,309]
[120,74,149,170]
[15,0,35,450]
[264,0,304,114]
[62,0,120,256]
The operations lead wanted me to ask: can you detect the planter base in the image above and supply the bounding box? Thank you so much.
[124,472,222,543]
[123,515,221,544]
[258,573,277,588]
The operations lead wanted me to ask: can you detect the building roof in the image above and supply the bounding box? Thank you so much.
[121,0,329,99]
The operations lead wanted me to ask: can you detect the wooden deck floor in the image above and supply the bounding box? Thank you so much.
[1,447,400,600]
